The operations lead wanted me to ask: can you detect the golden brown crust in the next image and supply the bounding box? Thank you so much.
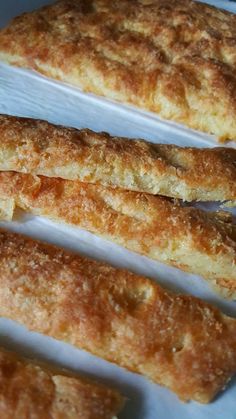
[0,115,235,202]
[0,347,124,419]
[1,1,236,140]
[0,229,235,403]
[0,171,235,298]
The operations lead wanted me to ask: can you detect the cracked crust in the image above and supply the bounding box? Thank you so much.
[0,115,235,202]
[0,1,236,140]
[0,347,124,419]
[0,171,235,298]
[0,229,235,403]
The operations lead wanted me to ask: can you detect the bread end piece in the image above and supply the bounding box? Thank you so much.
[0,346,124,419]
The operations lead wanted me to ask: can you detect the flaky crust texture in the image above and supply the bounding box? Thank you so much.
[0,115,236,202]
[0,347,123,419]
[0,230,235,403]
[1,1,236,140]
[0,171,235,298]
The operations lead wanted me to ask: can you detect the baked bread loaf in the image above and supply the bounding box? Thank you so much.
[0,1,236,140]
[0,115,235,203]
[0,347,124,419]
[0,171,235,298]
[0,229,235,403]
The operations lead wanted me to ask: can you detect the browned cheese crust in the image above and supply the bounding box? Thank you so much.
[0,230,235,403]
[0,172,235,298]
[0,347,124,419]
[0,1,236,140]
[0,115,235,202]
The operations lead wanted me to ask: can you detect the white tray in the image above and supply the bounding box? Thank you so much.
[0,1,235,418]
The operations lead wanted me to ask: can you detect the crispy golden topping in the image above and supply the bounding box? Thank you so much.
[0,347,124,419]
[0,171,235,298]
[0,115,235,201]
[1,1,236,139]
[0,230,235,403]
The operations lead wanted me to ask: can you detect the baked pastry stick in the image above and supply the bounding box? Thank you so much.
[0,1,236,141]
[0,172,235,298]
[0,229,236,403]
[0,347,124,419]
[0,115,235,203]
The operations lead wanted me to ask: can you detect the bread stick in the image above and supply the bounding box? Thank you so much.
[0,171,235,298]
[0,115,235,202]
[1,1,236,140]
[0,229,235,403]
[0,347,124,419]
